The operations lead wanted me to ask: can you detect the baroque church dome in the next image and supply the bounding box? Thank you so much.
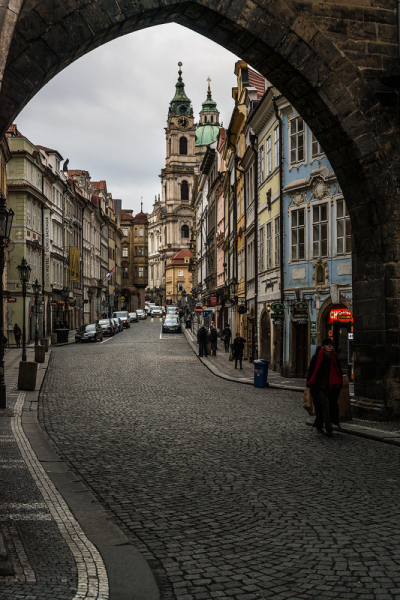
[195,79,221,147]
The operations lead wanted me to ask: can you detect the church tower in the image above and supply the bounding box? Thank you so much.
[195,78,222,163]
[148,63,195,304]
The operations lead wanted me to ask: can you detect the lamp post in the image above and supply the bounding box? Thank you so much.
[32,279,41,346]
[62,286,69,328]
[0,193,14,409]
[230,277,238,304]
[87,288,93,323]
[17,258,31,363]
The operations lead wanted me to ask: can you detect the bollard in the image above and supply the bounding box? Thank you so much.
[18,362,38,391]
[51,333,57,345]
[35,345,46,363]
[40,338,50,351]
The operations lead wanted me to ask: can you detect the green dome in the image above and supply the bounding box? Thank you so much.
[195,125,221,146]
[169,63,192,117]
[201,94,218,112]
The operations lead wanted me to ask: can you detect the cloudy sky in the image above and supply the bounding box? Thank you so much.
[16,23,239,216]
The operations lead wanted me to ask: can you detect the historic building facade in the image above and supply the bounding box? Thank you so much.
[121,207,148,311]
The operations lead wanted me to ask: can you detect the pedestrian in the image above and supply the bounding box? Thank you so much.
[306,337,343,437]
[197,325,208,357]
[209,325,218,356]
[13,323,21,348]
[221,324,232,352]
[232,332,246,370]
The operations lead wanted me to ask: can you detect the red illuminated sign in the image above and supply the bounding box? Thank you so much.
[328,308,353,323]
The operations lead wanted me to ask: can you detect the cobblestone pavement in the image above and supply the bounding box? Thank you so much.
[38,320,400,600]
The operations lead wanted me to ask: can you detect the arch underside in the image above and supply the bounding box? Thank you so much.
[1,0,400,404]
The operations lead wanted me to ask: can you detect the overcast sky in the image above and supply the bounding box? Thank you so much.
[16,23,239,216]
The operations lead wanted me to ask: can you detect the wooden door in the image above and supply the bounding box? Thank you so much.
[295,323,308,377]
[273,321,282,373]
[261,312,271,361]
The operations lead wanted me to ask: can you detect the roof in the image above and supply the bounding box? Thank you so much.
[7,124,23,138]
[121,209,135,222]
[169,63,192,117]
[133,211,148,223]
[166,248,192,267]
[36,145,63,159]
[195,125,221,147]
[248,68,266,99]
[91,180,106,191]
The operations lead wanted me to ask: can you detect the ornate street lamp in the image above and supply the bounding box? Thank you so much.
[32,279,41,346]
[87,288,93,322]
[17,258,31,362]
[230,277,238,303]
[0,193,14,409]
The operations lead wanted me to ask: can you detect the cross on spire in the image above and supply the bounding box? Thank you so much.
[141,198,143,212]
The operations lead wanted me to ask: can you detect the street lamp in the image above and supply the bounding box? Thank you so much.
[0,193,14,409]
[230,277,238,303]
[32,279,41,346]
[17,258,31,362]
[62,286,69,328]
[87,288,93,322]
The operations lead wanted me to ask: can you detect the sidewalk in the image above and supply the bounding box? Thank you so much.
[0,343,159,600]
[184,327,400,440]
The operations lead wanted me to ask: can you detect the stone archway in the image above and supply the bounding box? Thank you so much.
[0,0,399,407]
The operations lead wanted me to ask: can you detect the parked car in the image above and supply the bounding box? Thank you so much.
[129,312,139,323]
[112,311,130,328]
[151,306,163,317]
[136,309,146,320]
[111,317,123,333]
[98,318,114,337]
[166,306,179,317]
[75,323,103,343]
[162,316,182,334]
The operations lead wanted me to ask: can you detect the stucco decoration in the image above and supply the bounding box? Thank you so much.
[337,262,352,276]
[311,258,329,286]
[292,267,306,280]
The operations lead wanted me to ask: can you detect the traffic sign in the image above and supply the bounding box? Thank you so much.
[194,305,203,314]
[237,305,247,314]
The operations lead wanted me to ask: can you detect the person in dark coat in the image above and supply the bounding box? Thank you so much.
[197,325,208,357]
[306,337,343,436]
[221,324,232,352]
[13,323,21,348]
[209,326,218,356]
[232,333,246,369]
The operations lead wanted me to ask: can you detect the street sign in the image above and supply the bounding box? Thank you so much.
[237,304,247,314]
[194,305,203,315]
[7,298,16,303]
[203,309,214,319]
[271,301,284,320]
[292,300,308,324]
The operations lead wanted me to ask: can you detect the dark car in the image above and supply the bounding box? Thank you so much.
[75,323,103,343]
[129,312,138,323]
[162,316,182,334]
[98,318,114,337]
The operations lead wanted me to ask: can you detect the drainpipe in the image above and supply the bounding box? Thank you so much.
[250,134,258,359]
[273,96,284,373]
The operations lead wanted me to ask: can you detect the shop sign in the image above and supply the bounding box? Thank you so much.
[310,322,317,343]
[270,301,284,320]
[43,209,51,293]
[292,300,308,324]
[348,333,354,340]
[7,298,16,303]
[328,307,353,323]
[209,296,217,306]
[203,309,214,319]
[237,304,247,314]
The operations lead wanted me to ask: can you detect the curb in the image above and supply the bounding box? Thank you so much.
[14,346,160,599]
[183,329,400,448]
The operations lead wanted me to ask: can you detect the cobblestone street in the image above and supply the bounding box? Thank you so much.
[32,319,400,600]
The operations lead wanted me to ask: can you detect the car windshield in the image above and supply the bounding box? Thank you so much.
[85,325,96,332]
[153,308,161,311]
[137,310,143,314]
[113,312,128,318]
[129,313,137,317]
[98,320,109,325]
[165,318,179,324]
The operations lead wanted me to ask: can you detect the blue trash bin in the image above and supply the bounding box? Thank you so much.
[253,359,270,388]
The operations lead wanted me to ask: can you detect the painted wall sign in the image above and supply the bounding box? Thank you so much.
[43,209,51,293]
[328,308,353,323]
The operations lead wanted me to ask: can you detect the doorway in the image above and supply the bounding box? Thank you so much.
[260,312,271,361]
[295,322,308,378]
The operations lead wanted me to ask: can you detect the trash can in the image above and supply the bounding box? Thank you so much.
[185,319,192,329]
[253,359,270,388]
[55,329,69,344]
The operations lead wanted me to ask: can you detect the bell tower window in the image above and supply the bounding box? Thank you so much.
[179,137,187,155]
[181,180,189,201]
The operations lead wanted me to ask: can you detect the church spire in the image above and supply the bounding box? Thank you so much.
[168,62,192,117]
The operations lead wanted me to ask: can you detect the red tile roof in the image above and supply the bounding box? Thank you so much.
[248,68,266,99]
[91,180,106,191]
[121,209,134,221]
[167,249,192,266]
[133,211,148,223]
[7,124,23,138]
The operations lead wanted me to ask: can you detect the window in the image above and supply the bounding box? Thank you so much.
[181,180,189,201]
[275,216,280,266]
[139,228,143,237]
[316,263,325,285]
[179,137,188,155]
[266,222,273,269]
[144,267,148,278]
[181,225,189,238]
[178,270,183,277]
[135,267,138,278]
[274,125,280,168]
[290,117,305,164]
[291,208,305,261]
[259,226,265,271]
[122,228,128,236]
[336,199,351,254]
[311,132,322,158]
[123,267,128,278]
[151,265,154,279]
[238,250,242,280]
[139,267,144,278]
[266,136,272,176]
[138,246,144,256]
[259,144,265,181]
[135,228,137,236]
[178,283,183,292]
[312,203,328,257]
[122,246,128,258]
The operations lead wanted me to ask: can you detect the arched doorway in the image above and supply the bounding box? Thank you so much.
[260,311,271,362]
[320,303,353,375]
[1,2,399,405]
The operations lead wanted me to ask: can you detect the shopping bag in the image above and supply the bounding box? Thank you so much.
[228,352,233,362]
[303,387,315,415]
